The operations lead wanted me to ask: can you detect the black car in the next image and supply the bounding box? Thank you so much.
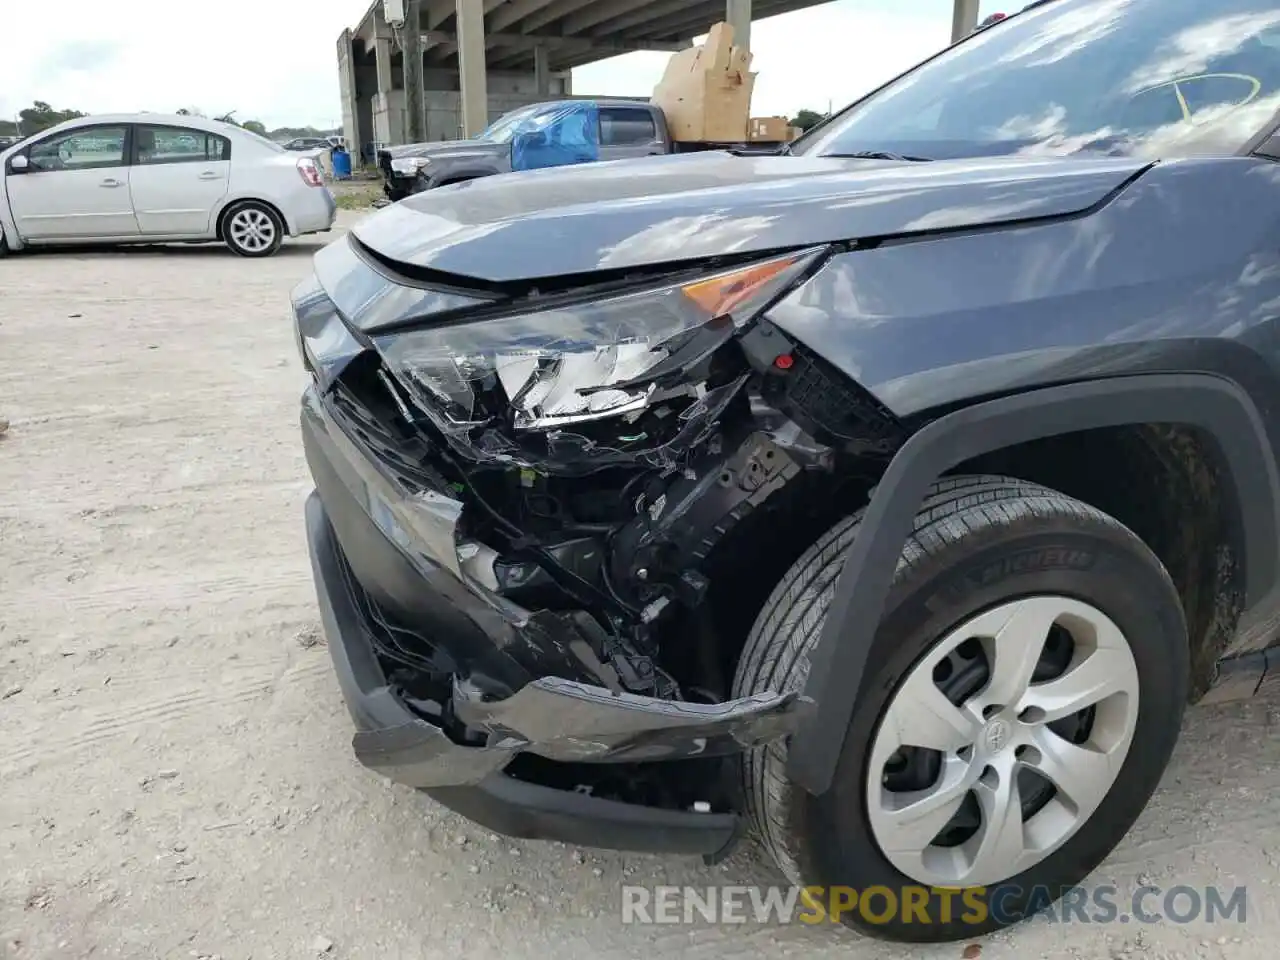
[283,137,331,152]
[294,0,1280,942]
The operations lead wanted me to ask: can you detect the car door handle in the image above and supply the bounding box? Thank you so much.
[197,171,223,180]
[100,178,124,188]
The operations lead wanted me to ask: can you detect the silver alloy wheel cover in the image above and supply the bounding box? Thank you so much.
[228,208,275,252]
[865,596,1140,888]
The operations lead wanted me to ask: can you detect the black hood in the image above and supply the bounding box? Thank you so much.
[385,138,503,159]
[351,151,1151,284]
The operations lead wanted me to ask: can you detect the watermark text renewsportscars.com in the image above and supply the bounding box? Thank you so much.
[620,884,1248,926]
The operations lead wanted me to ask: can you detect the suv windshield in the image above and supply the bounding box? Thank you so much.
[796,0,1280,161]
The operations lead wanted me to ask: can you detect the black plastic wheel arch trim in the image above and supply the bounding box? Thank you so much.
[786,373,1280,797]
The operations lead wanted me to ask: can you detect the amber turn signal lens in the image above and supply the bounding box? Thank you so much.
[680,255,802,317]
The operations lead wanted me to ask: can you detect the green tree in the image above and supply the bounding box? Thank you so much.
[242,120,269,136]
[17,100,86,134]
[791,109,826,132]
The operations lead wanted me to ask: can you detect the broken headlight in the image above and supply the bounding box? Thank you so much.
[375,249,821,434]
[390,156,431,176]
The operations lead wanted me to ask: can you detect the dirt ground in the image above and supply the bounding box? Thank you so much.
[2,213,1280,960]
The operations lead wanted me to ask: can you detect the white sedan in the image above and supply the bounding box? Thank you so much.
[0,113,338,258]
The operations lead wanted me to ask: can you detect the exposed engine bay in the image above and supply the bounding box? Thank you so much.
[325,247,907,722]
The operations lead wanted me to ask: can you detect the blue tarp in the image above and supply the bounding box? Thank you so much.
[511,101,600,172]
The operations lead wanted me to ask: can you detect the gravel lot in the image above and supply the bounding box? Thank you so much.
[2,213,1279,960]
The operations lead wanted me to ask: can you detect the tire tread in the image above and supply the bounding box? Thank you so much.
[734,474,1161,888]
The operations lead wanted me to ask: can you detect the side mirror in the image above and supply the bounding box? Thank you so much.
[9,154,29,173]
[514,129,550,150]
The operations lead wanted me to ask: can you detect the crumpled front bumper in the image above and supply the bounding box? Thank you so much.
[301,382,808,855]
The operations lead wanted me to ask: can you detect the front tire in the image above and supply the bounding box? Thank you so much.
[222,201,284,258]
[734,475,1188,941]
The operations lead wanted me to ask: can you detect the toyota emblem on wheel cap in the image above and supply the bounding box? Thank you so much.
[985,719,1010,753]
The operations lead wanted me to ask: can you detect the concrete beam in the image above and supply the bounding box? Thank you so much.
[635,0,793,40]
[430,0,503,24]
[456,0,489,136]
[951,0,980,42]
[428,43,681,74]
[488,0,559,32]
[354,0,381,47]
[423,30,681,54]
[488,48,547,70]
[586,0,704,37]
[726,0,751,50]
[641,0,835,39]
[426,0,453,28]
[562,0,643,34]
[522,0,596,34]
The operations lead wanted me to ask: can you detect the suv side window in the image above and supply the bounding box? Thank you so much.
[135,125,232,165]
[27,126,128,172]
[600,107,657,146]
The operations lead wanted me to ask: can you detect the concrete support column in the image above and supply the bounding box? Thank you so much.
[950,0,980,42]
[372,34,399,145]
[374,35,394,96]
[726,0,752,51]
[533,43,550,97]
[455,0,489,137]
[336,29,360,154]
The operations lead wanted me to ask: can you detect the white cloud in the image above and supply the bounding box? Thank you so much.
[1,0,356,129]
[0,0,980,132]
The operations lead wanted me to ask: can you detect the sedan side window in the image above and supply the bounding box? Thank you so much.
[27,126,127,172]
[206,134,231,161]
[135,125,231,165]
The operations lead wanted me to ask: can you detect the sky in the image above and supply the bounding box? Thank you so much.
[0,0,995,131]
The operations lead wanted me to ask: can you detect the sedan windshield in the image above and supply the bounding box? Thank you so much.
[796,0,1280,161]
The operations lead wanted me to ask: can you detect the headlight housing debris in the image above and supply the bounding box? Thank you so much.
[390,156,431,175]
[377,248,822,453]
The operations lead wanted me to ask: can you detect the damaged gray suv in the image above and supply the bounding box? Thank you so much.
[295,0,1280,941]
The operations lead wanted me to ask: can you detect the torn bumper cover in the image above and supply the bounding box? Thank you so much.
[301,384,806,855]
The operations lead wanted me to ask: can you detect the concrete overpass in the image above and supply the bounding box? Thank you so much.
[337,0,983,153]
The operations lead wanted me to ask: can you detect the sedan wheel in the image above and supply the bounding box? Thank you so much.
[223,203,283,258]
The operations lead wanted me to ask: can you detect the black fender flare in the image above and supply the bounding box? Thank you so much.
[786,373,1280,796]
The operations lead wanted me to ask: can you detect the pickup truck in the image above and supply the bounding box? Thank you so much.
[378,97,785,201]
